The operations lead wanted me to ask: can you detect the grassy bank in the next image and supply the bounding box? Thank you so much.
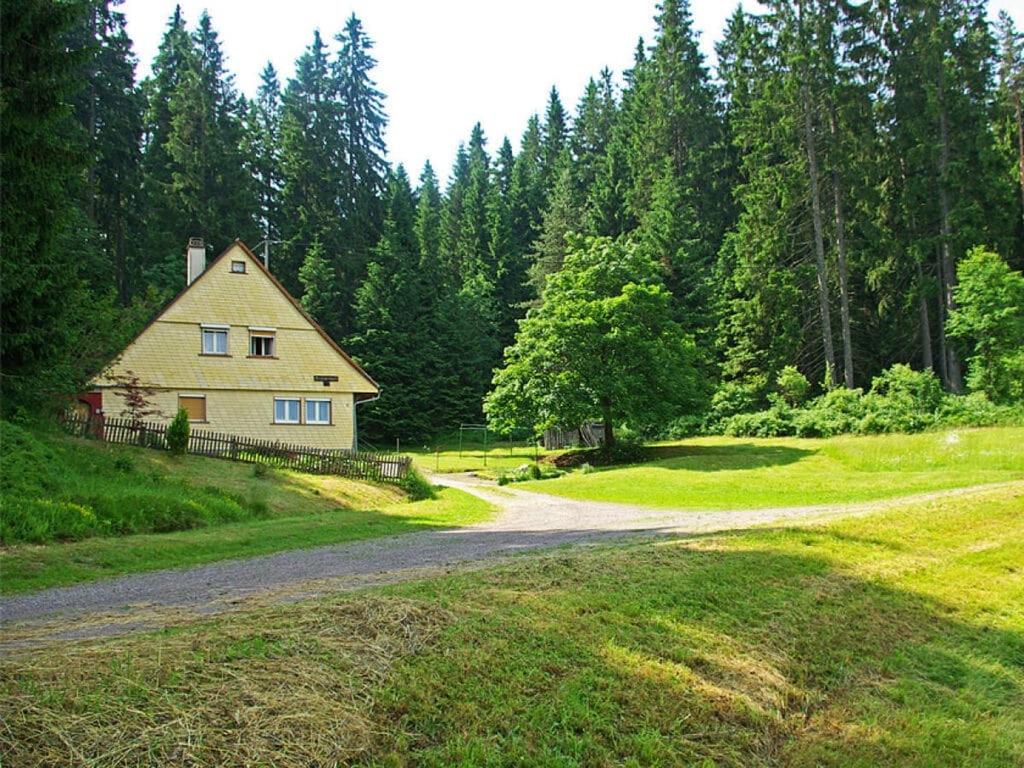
[1,487,491,594]
[519,426,1024,508]
[3,484,1020,766]
[1,423,493,594]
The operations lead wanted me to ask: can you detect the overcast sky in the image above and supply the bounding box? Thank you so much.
[122,0,1024,182]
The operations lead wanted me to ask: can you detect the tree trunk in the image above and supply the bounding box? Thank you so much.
[916,261,934,372]
[829,106,854,388]
[86,4,98,221]
[936,248,949,386]
[936,72,963,391]
[600,396,614,448]
[802,84,838,385]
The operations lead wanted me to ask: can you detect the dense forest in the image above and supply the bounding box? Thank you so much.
[2,0,1022,442]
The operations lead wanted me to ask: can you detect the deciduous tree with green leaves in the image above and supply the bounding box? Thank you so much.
[486,236,700,446]
[947,247,1024,403]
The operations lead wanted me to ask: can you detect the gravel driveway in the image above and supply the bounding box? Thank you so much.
[2,476,1009,642]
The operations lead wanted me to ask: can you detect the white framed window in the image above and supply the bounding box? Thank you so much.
[274,397,300,424]
[306,398,331,425]
[249,334,275,357]
[201,325,228,355]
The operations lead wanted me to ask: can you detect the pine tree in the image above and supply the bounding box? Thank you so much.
[626,0,732,353]
[166,12,257,256]
[508,115,546,256]
[332,13,389,337]
[246,62,284,250]
[571,70,618,204]
[75,0,144,303]
[540,86,568,193]
[1,0,94,409]
[138,5,194,288]
[995,11,1024,262]
[298,237,340,338]
[350,168,435,440]
[529,152,584,293]
[278,31,340,296]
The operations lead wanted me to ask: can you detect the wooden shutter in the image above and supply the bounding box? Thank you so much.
[178,395,206,421]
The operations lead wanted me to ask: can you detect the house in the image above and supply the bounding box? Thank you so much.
[81,238,379,450]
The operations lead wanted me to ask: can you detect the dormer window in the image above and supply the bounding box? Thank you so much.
[248,327,276,358]
[201,324,229,355]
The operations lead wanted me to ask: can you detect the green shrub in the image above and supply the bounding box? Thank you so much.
[946,247,1024,403]
[792,388,867,437]
[166,408,190,455]
[938,392,1024,428]
[252,462,270,479]
[398,466,436,501]
[722,405,795,438]
[661,414,705,440]
[860,364,943,433]
[707,377,769,428]
[578,462,596,474]
[776,365,810,407]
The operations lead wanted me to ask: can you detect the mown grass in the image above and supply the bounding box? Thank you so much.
[409,438,552,475]
[3,484,1021,766]
[0,487,492,594]
[518,426,1024,509]
[0,423,494,594]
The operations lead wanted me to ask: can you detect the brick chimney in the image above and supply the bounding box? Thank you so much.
[186,237,206,285]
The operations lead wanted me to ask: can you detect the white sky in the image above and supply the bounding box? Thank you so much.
[122,0,1024,183]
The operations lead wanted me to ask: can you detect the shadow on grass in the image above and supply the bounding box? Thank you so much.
[2,520,1022,766]
[367,528,1023,767]
[636,442,816,472]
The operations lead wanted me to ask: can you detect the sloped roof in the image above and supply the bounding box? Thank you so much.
[105,239,378,393]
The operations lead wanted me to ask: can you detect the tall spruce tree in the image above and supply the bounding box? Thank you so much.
[245,62,284,253]
[350,167,436,440]
[278,31,341,297]
[75,0,144,303]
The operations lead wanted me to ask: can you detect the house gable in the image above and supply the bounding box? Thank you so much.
[98,241,378,394]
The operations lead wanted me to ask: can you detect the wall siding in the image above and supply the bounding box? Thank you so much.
[105,389,357,449]
[92,243,376,451]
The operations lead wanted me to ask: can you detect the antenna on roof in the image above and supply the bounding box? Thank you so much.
[255,238,283,272]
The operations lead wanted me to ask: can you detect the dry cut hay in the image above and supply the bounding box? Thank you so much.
[1,595,452,767]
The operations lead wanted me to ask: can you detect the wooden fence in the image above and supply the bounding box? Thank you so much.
[61,413,412,483]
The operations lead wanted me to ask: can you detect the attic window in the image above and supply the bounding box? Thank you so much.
[231,260,246,273]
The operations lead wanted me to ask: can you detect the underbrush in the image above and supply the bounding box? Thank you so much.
[0,421,268,544]
[706,365,1024,439]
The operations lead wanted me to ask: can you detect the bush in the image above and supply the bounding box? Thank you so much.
[706,377,768,429]
[398,466,436,501]
[776,366,810,407]
[578,462,596,474]
[792,387,867,437]
[166,408,190,455]
[722,405,794,438]
[860,364,943,433]
[938,392,1024,428]
[661,414,705,440]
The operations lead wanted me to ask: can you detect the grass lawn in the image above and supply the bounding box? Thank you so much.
[409,438,553,475]
[1,425,494,594]
[519,426,1024,509]
[0,487,491,595]
[3,484,1021,766]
